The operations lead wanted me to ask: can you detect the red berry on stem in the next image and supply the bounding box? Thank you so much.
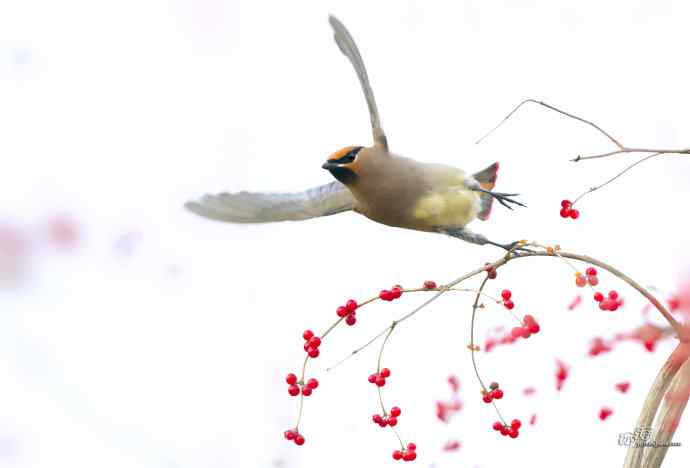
[284,430,296,440]
[570,209,580,219]
[609,290,618,300]
[493,421,503,431]
[288,384,300,396]
[575,275,587,287]
[307,378,319,389]
[392,450,403,460]
[560,207,571,218]
[302,329,313,341]
[301,386,312,396]
[586,267,597,276]
[588,275,599,286]
[336,306,348,317]
[309,336,321,348]
[345,314,356,326]
[308,348,320,358]
[482,393,493,403]
[492,389,504,399]
[387,416,398,426]
[424,280,437,289]
[561,199,572,208]
[368,374,377,383]
[380,368,391,378]
[511,419,522,429]
[501,289,512,300]
[390,406,401,417]
[406,451,417,461]
[345,299,358,312]
[286,373,297,385]
[594,292,604,302]
[294,435,305,445]
[391,287,402,299]
[508,428,519,438]
[407,443,416,451]
[504,299,514,310]
[376,375,386,387]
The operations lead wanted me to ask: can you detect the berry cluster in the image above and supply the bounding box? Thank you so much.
[492,419,522,438]
[372,406,401,428]
[423,280,437,290]
[286,373,320,397]
[336,299,359,326]
[501,289,514,309]
[615,381,630,393]
[380,285,403,302]
[510,314,540,339]
[283,429,305,445]
[599,407,613,421]
[559,199,580,219]
[392,443,417,462]
[594,290,622,311]
[302,329,322,358]
[484,263,497,279]
[575,267,599,287]
[482,381,504,403]
[368,368,391,387]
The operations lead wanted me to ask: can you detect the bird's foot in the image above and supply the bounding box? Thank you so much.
[489,240,535,254]
[488,191,526,210]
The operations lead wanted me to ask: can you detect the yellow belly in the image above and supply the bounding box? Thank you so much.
[412,189,479,228]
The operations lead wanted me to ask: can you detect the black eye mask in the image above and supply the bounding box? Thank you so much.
[330,146,363,164]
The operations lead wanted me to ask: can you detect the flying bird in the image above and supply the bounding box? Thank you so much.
[186,15,524,250]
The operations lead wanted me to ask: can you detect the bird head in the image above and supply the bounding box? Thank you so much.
[322,146,363,185]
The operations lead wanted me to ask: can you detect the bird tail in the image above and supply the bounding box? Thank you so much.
[473,162,499,221]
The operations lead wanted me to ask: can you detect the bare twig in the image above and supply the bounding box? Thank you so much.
[475,98,690,162]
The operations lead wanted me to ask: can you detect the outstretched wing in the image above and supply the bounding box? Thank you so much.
[328,15,388,150]
[185,181,355,223]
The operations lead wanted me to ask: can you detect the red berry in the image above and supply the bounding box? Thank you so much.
[482,393,493,403]
[387,416,398,426]
[308,347,320,358]
[373,414,383,423]
[392,450,403,460]
[527,322,540,334]
[368,374,377,383]
[345,314,356,326]
[302,329,313,341]
[405,451,417,461]
[560,207,571,218]
[493,421,503,431]
[345,299,358,312]
[508,427,519,438]
[284,429,296,440]
[390,406,401,417]
[294,434,305,445]
[380,368,391,378]
[511,419,522,429]
[378,419,388,428]
[286,373,297,385]
[599,407,613,421]
[336,306,348,317]
[570,209,580,219]
[504,299,514,310]
[501,289,512,300]
[588,275,599,286]
[407,443,416,451]
[608,290,618,300]
[301,386,312,396]
[586,267,597,276]
[594,292,604,302]
[500,426,510,436]
[423,280,437,289]
[489,381,499,390]
[380,290,392,301]
[375,375,386,387]
[561,199,572,208]
[288,384,300,396]
[492,389,504,399]
[575,275,587,287]
[391,287,402,299]
[307,378,319,389]
[309,336,321,348]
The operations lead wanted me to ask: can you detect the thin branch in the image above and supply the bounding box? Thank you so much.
[475,98,690,162]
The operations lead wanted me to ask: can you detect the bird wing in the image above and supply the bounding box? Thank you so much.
[328,15,388,150]
[185,181,355,223]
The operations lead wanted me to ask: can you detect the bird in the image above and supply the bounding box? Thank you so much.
[185,15,524,250]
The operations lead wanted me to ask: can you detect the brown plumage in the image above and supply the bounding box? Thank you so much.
[185,15,524,249]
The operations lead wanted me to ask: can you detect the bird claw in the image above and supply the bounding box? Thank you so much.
[490,192,526,210]
[500,241,535,254]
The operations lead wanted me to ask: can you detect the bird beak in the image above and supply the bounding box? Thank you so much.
[322,162,338,171]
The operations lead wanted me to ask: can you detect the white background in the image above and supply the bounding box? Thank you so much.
[2,0,690,467]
